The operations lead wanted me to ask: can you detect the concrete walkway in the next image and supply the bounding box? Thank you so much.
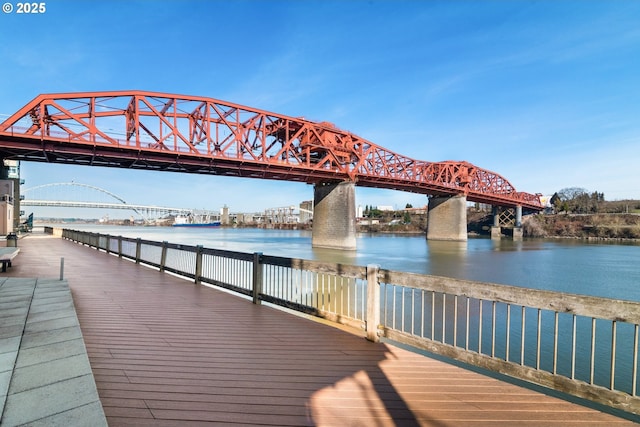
[0,276,107,426]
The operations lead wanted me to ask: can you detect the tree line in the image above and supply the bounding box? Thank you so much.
[550,187,640,214]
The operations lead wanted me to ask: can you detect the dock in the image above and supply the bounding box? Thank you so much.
[2,232,636,426]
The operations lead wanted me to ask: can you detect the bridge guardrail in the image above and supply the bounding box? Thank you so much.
[52,227,640,416]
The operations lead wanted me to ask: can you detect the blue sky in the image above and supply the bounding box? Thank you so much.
[1,0,639,218]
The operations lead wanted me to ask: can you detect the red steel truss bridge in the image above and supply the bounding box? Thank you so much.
[0,91,542,210]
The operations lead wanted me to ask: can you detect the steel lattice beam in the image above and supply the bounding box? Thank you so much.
[0,91,542,209]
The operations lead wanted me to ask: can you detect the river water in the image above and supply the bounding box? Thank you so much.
[51,224,640,302]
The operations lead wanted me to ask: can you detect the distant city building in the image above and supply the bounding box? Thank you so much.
[358,218,380,226]
[3,160,19,179]
[299,200,313,223]
[377,205,394,212]
[403,206,427,215]
[1,160,20,232]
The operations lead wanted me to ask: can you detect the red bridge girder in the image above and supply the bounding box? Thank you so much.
[0,91,542,210]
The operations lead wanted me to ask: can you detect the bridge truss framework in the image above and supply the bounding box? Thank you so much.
[0,91,542,210]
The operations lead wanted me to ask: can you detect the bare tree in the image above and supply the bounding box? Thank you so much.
[554,187,605,213]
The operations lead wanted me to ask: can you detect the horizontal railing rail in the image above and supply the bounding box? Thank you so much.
[52,227,640,416]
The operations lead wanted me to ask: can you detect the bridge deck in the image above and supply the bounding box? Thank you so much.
[8,232,635,426]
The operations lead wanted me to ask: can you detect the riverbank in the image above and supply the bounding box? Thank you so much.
[523,213,640,240]
[362,211,640,242]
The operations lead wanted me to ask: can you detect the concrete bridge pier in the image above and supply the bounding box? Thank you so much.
[491,205,524,240]
[312,181,356,250]
[491,206,501,239]
[426,194,468,241]
[513,205,523,240]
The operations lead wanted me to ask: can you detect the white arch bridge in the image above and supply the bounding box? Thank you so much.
[21,182,220,223]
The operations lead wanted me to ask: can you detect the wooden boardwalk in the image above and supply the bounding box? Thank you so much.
[8,232,637,426]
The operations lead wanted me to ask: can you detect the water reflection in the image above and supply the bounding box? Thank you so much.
[491,238,523,251]
[311,246,358,265]
[424,240,468,278]
[426,240,468,255]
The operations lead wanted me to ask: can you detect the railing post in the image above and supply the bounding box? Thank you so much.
[160,241,168,272]
[195,245,203,284]
[252,252,263,305]
[105,234,111,254]
[118,236,122,258]
[366,264,381,342]
[135,238,141,264]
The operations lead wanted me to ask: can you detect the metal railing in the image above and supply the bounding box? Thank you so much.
[59,229,367,327]
[55,227,640,416]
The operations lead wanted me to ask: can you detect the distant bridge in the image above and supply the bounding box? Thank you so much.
[22,182,218,222]
[21,182,303,225]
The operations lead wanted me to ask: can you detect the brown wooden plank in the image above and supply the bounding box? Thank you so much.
[10,233,638,426]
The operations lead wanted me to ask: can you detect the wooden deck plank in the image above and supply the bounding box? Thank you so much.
[8,233,638,426]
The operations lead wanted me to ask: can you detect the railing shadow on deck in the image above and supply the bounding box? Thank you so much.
[51,227,640,420]
[306,346,424,427]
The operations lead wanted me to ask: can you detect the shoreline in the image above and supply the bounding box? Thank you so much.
[31,222,640,244]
